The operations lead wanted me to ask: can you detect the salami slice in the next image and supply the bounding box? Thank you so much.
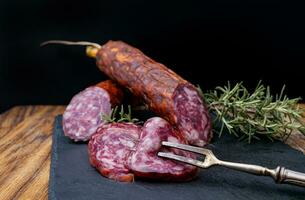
[88,123,141,182]
[94,41,212,146]
[63,80,123,141]
[128,117,198,181]
[173,84,211,146]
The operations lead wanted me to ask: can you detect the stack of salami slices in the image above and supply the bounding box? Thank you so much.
[62,41,212,182]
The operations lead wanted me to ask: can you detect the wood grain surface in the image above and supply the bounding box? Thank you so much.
[0,106,65,200]
[0,105,304,200]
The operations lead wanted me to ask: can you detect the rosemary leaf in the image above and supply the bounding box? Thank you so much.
[198,82,305,143]
[101,105,141,124]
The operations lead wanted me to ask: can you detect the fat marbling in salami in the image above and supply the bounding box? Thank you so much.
[63,80,123,141]
[88,123,141,182]
[128,117,198,181]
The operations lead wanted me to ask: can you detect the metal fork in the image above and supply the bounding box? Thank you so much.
[158,141,305,187]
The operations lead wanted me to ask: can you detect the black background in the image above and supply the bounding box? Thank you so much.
[1,0,304,112]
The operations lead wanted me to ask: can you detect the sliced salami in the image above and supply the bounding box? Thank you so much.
[173,83,212,147]
[128,117,198,181]
[88,123,141,182]
[63,80,123,142]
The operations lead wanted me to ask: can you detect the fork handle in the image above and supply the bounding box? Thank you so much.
[275,167,305,187]
[218,161,305,187]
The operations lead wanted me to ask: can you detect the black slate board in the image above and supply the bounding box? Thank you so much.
[49,116,305,200]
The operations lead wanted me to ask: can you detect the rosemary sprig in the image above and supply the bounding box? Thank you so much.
[198,81,305,143]
[101,105,140,123]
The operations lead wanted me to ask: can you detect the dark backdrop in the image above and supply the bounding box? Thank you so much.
[1,0,304,112]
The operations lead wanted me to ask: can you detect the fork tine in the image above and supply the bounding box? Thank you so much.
[161,141,210,155]
[157,152,206,168]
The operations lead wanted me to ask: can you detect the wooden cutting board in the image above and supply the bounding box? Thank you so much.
[0,105,304,200]
[0,106,65,200]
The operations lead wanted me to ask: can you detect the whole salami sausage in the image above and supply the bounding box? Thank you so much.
[63,80,123,141]
[93,41,212,146]
[88,123,141,182]
[41,40,212,146]
[128,117,198,181]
